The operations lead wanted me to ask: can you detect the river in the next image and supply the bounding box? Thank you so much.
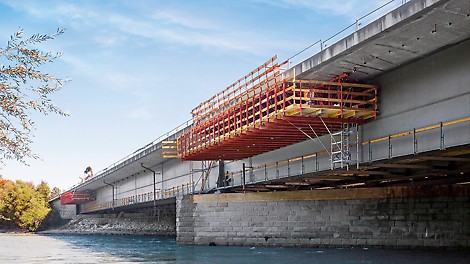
[0,233,469,263]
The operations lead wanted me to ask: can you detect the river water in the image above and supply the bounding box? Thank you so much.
[0,233,469,264]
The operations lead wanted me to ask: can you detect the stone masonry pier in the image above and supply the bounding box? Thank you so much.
[176,185,470,248]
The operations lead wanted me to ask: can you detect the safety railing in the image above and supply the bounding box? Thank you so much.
[68,119,192,191]
[191,56,285,124]
[80,117,468,212]
[223,117,470,189]
[80,182,194,214]
[287,0,410,66]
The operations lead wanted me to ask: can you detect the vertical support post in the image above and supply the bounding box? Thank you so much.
[368,140,372,161]
[276,162,280,179]
[190,161,194,194]
[259,85,262,125]
[227,108,231,139]
[274,78,278,118]
[264,164,268,181]
[287,159,290,176]
[388,135,392,159]
[413,128,417,154]
[252,90,255,128]
[282,82,286,115]
[217,160,225,188]
[315,153,319,171]
[356,125,359,169]
[239,101,242,133]
[211,109,215,144]
[242,163,246,190]
[339,82,343,117]
[111,185,115,210]
[299,80,303,116]
[249,157,254,183]
[440,122,444,150]
[301,156,305,174]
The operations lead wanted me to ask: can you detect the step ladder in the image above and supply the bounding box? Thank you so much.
[330,123,359,170]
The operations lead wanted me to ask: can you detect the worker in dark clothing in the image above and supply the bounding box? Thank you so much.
[224,171,232,187]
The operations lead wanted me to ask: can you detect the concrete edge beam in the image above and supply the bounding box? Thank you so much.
[290,0,447,78]
[191,185,470,204]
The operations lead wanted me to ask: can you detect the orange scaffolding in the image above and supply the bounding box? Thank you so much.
[178,56,378,161]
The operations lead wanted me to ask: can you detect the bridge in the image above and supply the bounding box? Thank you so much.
[51,0,470,248]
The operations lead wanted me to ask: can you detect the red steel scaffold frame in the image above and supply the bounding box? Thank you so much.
[178,56,378,161]
[60,191,95,205]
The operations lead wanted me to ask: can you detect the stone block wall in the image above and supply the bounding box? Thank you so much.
[176,185,470,248]
[50,198,77,220]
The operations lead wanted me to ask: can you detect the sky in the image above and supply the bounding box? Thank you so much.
[0,0,403,190]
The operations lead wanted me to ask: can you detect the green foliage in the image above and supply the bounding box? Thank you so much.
[0,177,52,231]
[36,181,50,201]
[51,186,61,199]
[0,28,68,163]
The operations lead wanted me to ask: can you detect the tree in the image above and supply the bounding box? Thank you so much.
[0,178,51,231]
[50,186,61,199]
[0,28,68,163]
[36,181,50,201]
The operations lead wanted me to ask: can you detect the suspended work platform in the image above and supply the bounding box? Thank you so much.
[177,56,378,161]
[60,191,95,205]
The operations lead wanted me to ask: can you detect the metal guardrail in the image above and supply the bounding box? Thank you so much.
[82,116,468,214]
[66,119,192,192]
[95,119,192,176]
[81,183,193,213]
[225,117,470,188]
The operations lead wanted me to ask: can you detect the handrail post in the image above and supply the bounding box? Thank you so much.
[440,122,444,150]
[242,163,246,190]
[388,135,392,159]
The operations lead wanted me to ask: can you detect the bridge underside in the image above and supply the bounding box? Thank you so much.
[221,144,470,193]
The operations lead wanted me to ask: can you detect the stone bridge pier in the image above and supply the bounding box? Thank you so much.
[176,185,470,248]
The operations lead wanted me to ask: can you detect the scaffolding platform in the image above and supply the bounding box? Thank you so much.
[60,191,95,205]
[178,56,378,161]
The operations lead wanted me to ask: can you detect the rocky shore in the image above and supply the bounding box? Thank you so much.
[40,213,176,236]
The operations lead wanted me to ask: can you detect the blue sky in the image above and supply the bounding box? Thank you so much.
[0,0,402,190]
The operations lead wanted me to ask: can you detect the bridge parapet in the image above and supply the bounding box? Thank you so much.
[80,183,193,214]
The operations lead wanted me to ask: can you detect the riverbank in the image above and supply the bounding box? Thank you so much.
[40,214,176,236]
[0,220,28,234]
[0,228,28,234]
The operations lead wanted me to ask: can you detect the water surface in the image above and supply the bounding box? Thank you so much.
[0,234,469,263]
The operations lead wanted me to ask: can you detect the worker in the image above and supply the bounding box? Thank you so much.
[84,166,94,181]
[224,171,232,187]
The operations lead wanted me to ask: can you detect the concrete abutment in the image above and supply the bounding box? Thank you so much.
[176,185,470,248]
